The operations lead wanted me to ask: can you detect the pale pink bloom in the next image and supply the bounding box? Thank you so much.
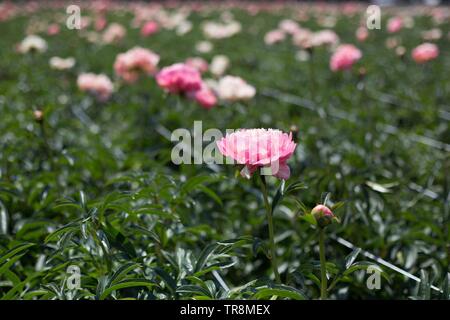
[187,82,217,109]
[385,37,400,49]
[356,27,368,42]
[264,29,286,45]
[49,57,75,70]
[195,41,213,53]
[156,63,202,94]
[47,23,60,36]
[411,43,439,64]
[203,21,241,39]
[185,57,209,73]
[141,21,159,37]
[95,16,107,31]
[209,55,230,77]
[114,47,160,83]
[387,17,403,33]
[292,28,313,49]
[422,28,442,41]
[330,44,362,72]
[77,73,114,101]
[217,129,297,180]
[215,76,256,102]
[102,23,126,44]
[278,19,300,35]
[311,30,339,47]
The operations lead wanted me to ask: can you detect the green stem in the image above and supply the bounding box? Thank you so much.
[259,174,281,284]
[319,228,327,299]
[309,48,315,102]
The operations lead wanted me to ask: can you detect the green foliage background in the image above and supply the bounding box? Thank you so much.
[0,4,449,299]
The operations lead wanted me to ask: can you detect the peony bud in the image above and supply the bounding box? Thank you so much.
[311,204,334,228]
[34,110,44,122]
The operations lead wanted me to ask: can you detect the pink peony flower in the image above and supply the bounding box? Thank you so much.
[141,21,159,37]
[217,129,297,180]
[411,43,439,64]
[185,57,209,73]
[264,29,286,45]
[330,44,362,72]
[311,30,339,47]
[387,17,403,33]
[77,73,114,101]
[102,23,126,44]
[47,23,60,36]
[188,82,217,109]
[156,63,202,94]
[95,16,107,31]
[356,27,368,42]
[114,47,160,83]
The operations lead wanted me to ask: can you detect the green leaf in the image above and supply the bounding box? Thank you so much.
[345,248,361,269]
[418,270,431,300]
[109,263,141,286]
[0,200,8,235]
[194,243,219,273]
[100,279,155,300]
[0,243,35,265]
[177,285,212,297]
[253,285,306,300]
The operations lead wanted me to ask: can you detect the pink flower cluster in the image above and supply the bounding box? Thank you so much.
[330,44,362,72]
[77,73,114,101]
[114,47,160,83]
[387,17,403,33]
[156,63,217,109]
[141,21,159,37]
[217,129,297,180]
[411,43,439,64]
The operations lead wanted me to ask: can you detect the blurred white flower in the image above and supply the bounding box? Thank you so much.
[210,55,230,77]
[18,35,47,53]
[176,20,192,35]
[49,57,76,70]
[203,20,241,39]
[195,41,213,53]
[214,75,256,102]
[295,50,310,62]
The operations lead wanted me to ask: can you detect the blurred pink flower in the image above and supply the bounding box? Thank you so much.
[102,23,126,44]
[330,44,362,72]
[47,23,60,36]
[278,19,300,35]
[217,129,297,180]
[156,63,202,94]
[185,57,209,73]
[141,21,159,37]
[311,30,339,47]
[356,27,368,42]
[95,16,107,31]
[77,73,114,101]
[411,43,439,64]
[114,47,160,83]
[387,17,403,33]
[264,29,286,45]
[188,82,217,109]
